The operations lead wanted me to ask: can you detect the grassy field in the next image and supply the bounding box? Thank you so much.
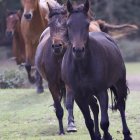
[0,89,140,140]
[0,62,140,140]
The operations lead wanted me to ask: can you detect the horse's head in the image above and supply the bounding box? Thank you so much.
[67,0,90,59]
[47,3,67,55]
[21,0,38,21]
[5,10,21,40]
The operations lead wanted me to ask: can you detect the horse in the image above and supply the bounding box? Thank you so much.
[35,3,78,134]
[89,19,138,39]
[61,0,132,140]
[20,0,60,85]
[5,10,25,65]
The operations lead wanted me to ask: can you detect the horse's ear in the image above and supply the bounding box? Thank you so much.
[47,2,53,14]
[84,0,89,13]
[67,0,73,13]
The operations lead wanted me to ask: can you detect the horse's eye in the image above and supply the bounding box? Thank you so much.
[86,22,90,28]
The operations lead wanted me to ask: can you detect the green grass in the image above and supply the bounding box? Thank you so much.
[0,89,140,140]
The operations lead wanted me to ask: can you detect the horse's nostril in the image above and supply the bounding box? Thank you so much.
[73,47,76,52]
[58,44,63,47]
[6,32,13,38]
[52,44,55,48]
[81,47,85,52]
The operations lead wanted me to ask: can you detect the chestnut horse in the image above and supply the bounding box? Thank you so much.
[35,3,78,134]
[20,0,60,84]
[6,10,25,65]
[89,20,138,39]
[61,0,132,140]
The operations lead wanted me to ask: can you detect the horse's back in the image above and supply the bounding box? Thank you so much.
[35,27,50,70]
[89,32,122,58]
[89,32,126,87]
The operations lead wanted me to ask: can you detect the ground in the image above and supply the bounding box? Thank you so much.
[0,60,140,140]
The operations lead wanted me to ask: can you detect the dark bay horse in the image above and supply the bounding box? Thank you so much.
[35,3,77,134]
[6,10,25,65]
[20,0,59,84]
[61,0,132,140]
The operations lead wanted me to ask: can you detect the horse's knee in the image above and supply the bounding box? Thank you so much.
[55,105,64,120]
[66,102,73,110]
[100,120,109,132]
[85,118,94,130]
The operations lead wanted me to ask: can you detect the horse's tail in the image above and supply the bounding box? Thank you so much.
[110,79,129,111]
[60,81,66,107]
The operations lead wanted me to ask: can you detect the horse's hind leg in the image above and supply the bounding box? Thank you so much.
[35,70,44,94]
[97,90,112,140]
[48,83,64,135]
[89,96,101,140]
[75,94,95,140]
[114,79,132,140]
[65,86,77,132]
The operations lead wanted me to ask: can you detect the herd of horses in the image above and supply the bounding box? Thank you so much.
[5,0,138,140]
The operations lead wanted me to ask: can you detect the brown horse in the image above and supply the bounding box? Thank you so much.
[20,0,59,84]
[35,3,77,134]
[89,19,138,39]
[6,10,25,65]
[61,0,132,140]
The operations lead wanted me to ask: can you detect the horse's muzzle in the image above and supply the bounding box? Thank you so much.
[5,31,13,41]
[24,13,32,20]
[52,44,63,55]
[72,47,85,59]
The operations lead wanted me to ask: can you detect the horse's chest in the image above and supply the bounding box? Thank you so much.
[73,72,95,91]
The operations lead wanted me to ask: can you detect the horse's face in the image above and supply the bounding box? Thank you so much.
[48,4,67,55]
[22,0,38,21]
[6,12,20,40]
[67,0,90,59]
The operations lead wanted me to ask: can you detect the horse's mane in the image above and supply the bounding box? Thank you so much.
[40,0,62,15]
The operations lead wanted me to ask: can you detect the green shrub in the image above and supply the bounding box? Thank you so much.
[119,39,140,62]
[0,70,24,89]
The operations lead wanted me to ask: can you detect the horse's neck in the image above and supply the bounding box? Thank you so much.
[14,21,23,41]
[73,39,91,72]
[30,3,47,30]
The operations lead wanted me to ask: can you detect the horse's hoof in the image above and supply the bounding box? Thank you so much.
[102,133,112,140]
[37,87,44,94]
[124,136,133,140]
[67,122,77,133]
[59,132,65,135]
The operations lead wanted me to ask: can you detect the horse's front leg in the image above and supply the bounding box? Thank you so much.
[25,43,36,83]
[48,83,64,135]
[65,85,77,132]
[35,70,44,94]
[97,90,112,140]
[88,96,101,140]
[75,93,95,140]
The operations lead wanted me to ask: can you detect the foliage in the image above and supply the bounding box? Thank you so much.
[0,70,24,88]
[119,39,140,62]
